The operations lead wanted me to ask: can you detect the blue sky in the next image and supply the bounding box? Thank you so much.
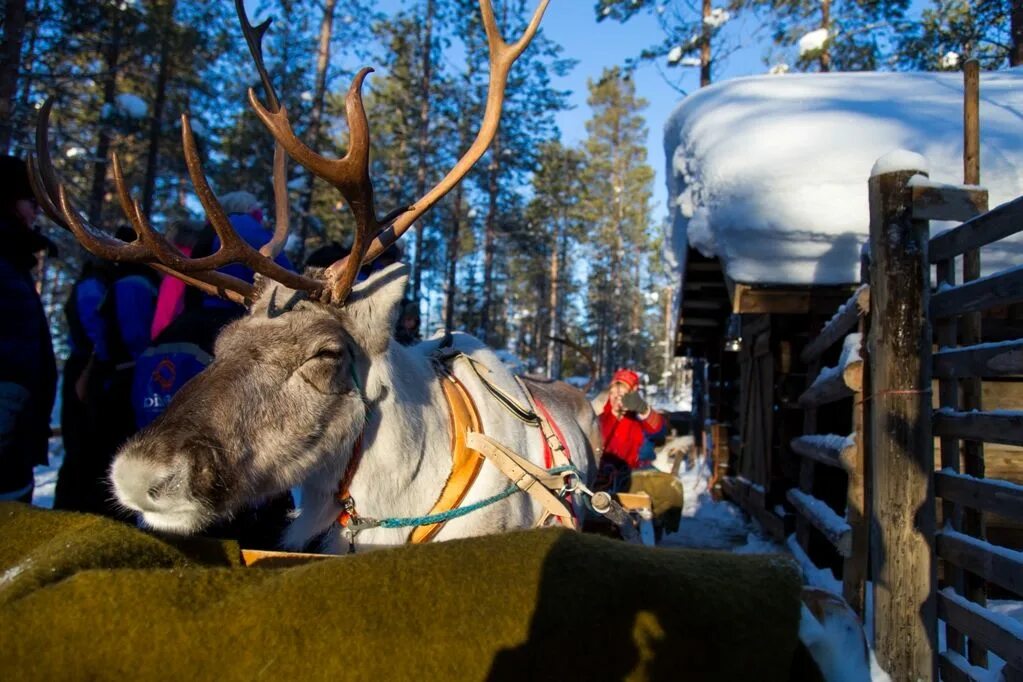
[541,2,785,227]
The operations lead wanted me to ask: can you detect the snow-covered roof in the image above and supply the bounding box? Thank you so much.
[664,68,1023,286]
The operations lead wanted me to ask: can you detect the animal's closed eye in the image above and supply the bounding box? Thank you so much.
[309,347,345,362]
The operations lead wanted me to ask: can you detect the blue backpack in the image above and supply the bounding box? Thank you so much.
[131,342,213,428]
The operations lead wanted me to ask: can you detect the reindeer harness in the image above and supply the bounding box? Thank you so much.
[335,351,585,552]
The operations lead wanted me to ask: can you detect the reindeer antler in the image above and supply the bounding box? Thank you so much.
[249,0,550,305]
[32,0,549,309]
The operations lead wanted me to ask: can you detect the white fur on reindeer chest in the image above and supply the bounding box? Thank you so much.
[328,334,551,550]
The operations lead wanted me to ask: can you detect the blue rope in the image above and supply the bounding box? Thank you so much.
[375,464,581,530]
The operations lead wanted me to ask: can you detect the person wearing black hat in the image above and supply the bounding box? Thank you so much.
[0,155,57,503]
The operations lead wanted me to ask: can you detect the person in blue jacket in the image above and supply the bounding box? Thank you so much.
[55,226,158,516]
[0,156,57,504]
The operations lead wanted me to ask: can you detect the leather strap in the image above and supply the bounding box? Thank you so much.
[407,372,484,544]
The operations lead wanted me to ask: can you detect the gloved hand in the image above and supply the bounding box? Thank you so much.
[621,390,648,415]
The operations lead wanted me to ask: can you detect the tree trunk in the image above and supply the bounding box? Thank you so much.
[699,0,711,87]
[299,0,338,262]
[819,0,832,72]
[444,181,462,331]
[411,0,436,303]
[88,15,124,225]
[142,0,177,220]
[480,131,500,345]
[1012,0,1023,66]
[546,223,561,379]
[14,0,40,140]
[0,0,27,154]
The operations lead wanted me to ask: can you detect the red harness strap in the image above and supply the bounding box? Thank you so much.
[530,395,577,525]
[335,434,364,528]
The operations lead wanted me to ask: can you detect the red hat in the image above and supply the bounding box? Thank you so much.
[611,369,640,391]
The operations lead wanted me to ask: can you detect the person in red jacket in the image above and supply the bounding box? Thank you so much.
[595,369,666,492]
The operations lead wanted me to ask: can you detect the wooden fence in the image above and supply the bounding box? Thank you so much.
[723,60,1023,681]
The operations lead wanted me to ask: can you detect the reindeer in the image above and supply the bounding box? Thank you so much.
[31,0,601,553]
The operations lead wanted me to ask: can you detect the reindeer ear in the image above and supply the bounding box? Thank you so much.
[341,262,410,355]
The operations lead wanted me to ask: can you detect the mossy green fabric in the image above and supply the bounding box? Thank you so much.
[0,502,802,681]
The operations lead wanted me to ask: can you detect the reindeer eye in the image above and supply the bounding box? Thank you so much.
[310,347,344,362]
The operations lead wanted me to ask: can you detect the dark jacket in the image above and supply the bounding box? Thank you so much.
[0,219,57,498]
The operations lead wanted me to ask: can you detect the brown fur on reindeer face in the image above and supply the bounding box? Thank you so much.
[111,267,406,533]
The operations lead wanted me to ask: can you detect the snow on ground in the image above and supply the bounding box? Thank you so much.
[664,68,1023,286]
[31,438,62,509]
[656,436,781,552]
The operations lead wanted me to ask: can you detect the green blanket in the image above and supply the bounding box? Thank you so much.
[0,503,802,681]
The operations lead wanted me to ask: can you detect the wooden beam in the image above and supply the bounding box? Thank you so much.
[931,266,1023,319]
[938,590,1023,672]
[790,434,855,472]
[930,196,1023,262]
[868,163,936,681]
[934,470,1023,522]
[686,261,724,273]
[911,182,988,222]
[786,488,853,557]
[937,651,985,682]
[801,285,870,363]
[933,410,1023,447]
[681,298,727,310]
[240,549,333,567]
[721,476,788,540]
[679,317,721,328]
[797,360,862,408]
[933,339,1023,379]
[936,530,1023,595]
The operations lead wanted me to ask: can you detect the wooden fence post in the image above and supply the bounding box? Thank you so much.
[868,155,936,681]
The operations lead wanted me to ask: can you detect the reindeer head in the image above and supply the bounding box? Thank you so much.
[111,266,407,532]
[30,0,549,533]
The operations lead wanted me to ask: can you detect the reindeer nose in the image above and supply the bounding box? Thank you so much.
[110,453,187,513]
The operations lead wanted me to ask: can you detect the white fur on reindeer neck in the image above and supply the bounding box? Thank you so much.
[283,265,593,554]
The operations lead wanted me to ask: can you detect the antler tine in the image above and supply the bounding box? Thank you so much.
[30,99,75,229]
[179,114,325,294]
[235,0,280,112]
[250,67,393,304]
[36,98,257,304]
[234,0,290,260]
[354,0,550,267]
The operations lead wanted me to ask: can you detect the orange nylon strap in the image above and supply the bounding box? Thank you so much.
[407,373,484,544]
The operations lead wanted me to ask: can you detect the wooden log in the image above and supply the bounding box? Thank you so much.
[933,339,1023,379]
[800,284,870,364]
[911,182,988,222]
[931,266,1023,319]
[933,410,1023,447]
[790,434,855,471]
[930,195,1023,262]
[722,476,788,540]
[960,64,990,664]
[868,161,936,680]
[786,488,853,557]
[938,589,1023,670]
[798,359,862,408]
[935,257,967,655]
[934,470,1023,522]
[844,256,870,619]
[936,530,1023,595]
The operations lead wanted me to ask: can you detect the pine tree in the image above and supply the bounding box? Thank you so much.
[594,0,735,90]
[745,0,909,72]
[897,0,1017,70]
[578,67,655,380]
